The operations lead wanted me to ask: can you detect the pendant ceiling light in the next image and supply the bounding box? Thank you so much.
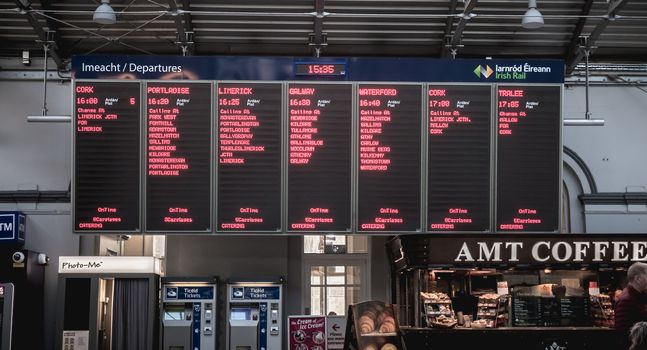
[522,0,544,29]
[93,0,116,25]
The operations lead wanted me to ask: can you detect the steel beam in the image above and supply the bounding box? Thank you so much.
[564,0,594,66]
[444,0,477,58]
[312,0,326,55]
[440,0,459,57]
[182,0,194,55]
[167,0,190,55]
[566,0,631,74]
[14,0,65,68]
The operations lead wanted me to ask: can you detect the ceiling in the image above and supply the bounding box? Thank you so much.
[0,0,646,74]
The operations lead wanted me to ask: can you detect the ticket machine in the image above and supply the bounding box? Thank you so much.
[0,283,14,350]
[161,277,217,350]
[226,281,282,350]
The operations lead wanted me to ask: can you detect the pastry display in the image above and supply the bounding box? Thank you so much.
[381,343,398,350]
[430,314,457,328]
[350,301,402,350]
[359,315,376,334]
[476,293,509,328]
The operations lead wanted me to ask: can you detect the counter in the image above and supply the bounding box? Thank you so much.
[401,326,624,350]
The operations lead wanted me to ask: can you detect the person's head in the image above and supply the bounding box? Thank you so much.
[628,262,647,293]
[629,322,647,350]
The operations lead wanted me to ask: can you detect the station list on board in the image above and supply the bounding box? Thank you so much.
[357,84,422,232]
[217,83,283,231]
[427,85,491,232]
[145,82,212,231]
[74,81,141,232]
[496,85,561,232]
[287,83,353,232]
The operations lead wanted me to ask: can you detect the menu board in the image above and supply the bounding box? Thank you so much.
[287,83,352,232]
[74,81,140,232]
[357,84,422,232]
[145,82,212,231]
[427,85,491,232]
[216,83,282,231]
[496,85,561,232]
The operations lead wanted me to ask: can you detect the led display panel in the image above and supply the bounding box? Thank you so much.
[145,82,212,231]
[287,83,353,232]
[217,83,283,232]
[427,85,491,232]
[357,84,422,232]
[74,81,141,232]
[496,85,561,232]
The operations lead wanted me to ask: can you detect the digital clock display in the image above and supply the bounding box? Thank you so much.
[294,63,347,76]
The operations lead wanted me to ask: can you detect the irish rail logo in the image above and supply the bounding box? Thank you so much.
[473,65,494,79]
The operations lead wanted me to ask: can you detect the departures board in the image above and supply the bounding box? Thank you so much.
[72,56,563,234]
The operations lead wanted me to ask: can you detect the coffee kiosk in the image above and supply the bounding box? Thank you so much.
[388,234,633,350]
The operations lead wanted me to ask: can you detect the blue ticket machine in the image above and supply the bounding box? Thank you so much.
[226,282,282,350]
[161,278,217,350]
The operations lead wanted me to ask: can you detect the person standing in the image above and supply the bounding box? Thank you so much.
[616,262,647,337]
[630,322,647,350]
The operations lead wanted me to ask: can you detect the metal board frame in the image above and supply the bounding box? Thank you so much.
[71,77,563,235]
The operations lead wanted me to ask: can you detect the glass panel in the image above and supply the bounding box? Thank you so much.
[304,236,324,254]
[311,266,325,285]
[347,286,361,306]
[324,235,348,254]
[346,236,368,253]
[326,286,346,316]
[326,266,345,285]
[347,266,361,285]
[310,287,324,315]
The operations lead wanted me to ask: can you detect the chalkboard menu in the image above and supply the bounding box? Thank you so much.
[357,84,422,232]
[287,83,353,232]
[145,82,212,231]
[216,83,283,231]
[74,81,141,232]
[427,85,491,232]
[496,85,561,232]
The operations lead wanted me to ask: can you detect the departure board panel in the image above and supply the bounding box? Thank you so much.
[74,81,140,232]
[427,85,491,232]
[217,83,283,231]
[287,83,352,232]
[145,82,211,231]
[496,85,561,232]
[357,84,422,232]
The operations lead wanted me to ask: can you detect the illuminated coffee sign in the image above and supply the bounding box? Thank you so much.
[391,235,647,268]
[454,240,647,264]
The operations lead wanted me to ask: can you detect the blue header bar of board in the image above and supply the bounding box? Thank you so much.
[72,56,564,83]
[165,286,214,300]
[0,212,26,244]
[231,286,281,300]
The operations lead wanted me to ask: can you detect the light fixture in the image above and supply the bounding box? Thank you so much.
[522,0,544,29]
[93,0,116,25]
